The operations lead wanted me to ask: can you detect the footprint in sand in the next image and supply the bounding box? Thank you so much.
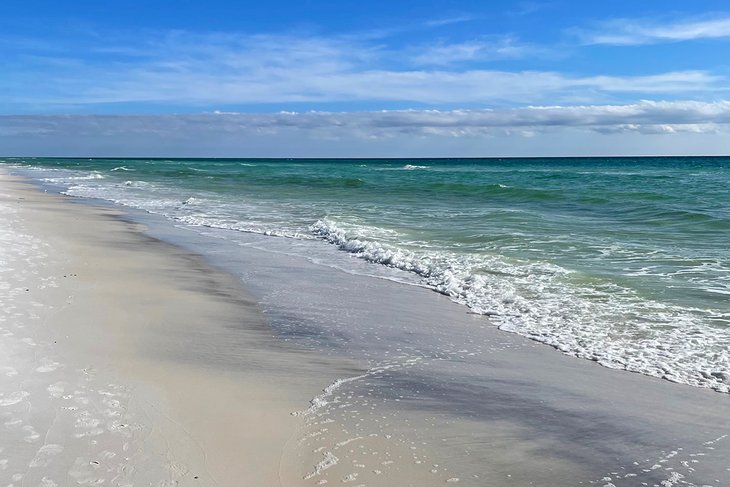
[47,382,66,398]
[0,391,29,406]
[36,360,63,373]
[2,366,18,377]
[29,444,64,468]
[68,456,104,485]
[22,424,41,442]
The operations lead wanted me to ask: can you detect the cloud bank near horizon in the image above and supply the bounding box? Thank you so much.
[2,101,729,157]
[3,100,730,137]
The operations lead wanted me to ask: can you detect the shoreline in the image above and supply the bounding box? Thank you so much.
[10,157,728,397]
[2,168,730,486]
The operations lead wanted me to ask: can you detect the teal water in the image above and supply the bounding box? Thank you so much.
[6,156,730,392]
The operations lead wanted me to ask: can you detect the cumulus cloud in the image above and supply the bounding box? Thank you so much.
[578,15,730,45]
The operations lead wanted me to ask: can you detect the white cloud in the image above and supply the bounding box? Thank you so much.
[422,15,476,27]
[4,102,730,157]
[3,100,730,140]
[579,15,730,45]
[82,68,722,107]
[410,38,533,65]
[2,30,727,111]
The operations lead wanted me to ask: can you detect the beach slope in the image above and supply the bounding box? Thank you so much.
[0,171,350,486]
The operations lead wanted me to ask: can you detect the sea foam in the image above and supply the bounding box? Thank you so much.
[309,218,730,393]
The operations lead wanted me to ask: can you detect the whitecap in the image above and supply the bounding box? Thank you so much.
[403,164,430,170]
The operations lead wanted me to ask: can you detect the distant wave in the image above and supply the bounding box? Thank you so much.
[403,164,430,170]
[42,172,105,182]
[123,180,151,188]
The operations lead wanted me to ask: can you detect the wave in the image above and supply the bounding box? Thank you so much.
[123,180,151,188]
[42,172,105,182]
[309,218,730,394]
[74,172,105,180]
[175,214,312,239]
[403,164,430,170]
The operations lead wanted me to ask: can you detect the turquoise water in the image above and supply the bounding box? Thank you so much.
[6,157,730,392]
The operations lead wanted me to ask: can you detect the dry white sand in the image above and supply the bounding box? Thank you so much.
[0,172,363,486]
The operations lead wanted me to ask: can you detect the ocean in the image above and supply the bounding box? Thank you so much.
[5,156,730,394]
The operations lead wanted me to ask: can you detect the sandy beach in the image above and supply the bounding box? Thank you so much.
[0,171,363,486]
[2,167,730,487]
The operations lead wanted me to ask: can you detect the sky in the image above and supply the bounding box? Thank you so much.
[1,0,730,157]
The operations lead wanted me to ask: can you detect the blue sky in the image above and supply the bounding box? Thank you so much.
[2,1,730,156]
